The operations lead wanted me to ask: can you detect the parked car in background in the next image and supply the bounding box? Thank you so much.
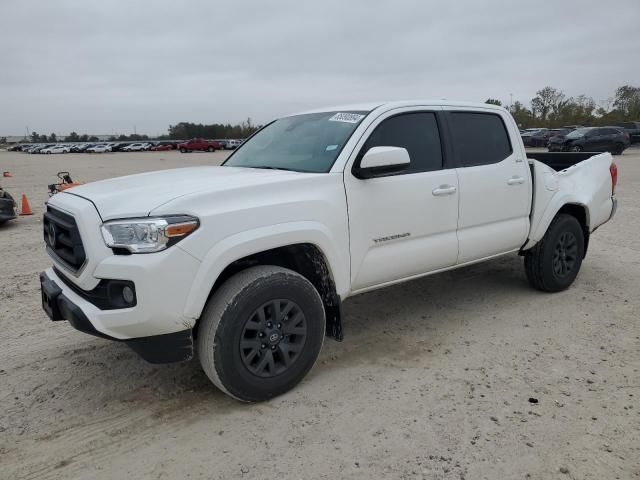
[70,143,87,153]
[225,139,243,149]
[178,138,221,152]
[521,128,552,147]
[0,187,17,225]
[613,121,640,144]
[151,143,173,151]
[108,143,129,152]
[31,144,54,154]
[122,143,148,152]
[546,129,575,151]
[86,144,112,153]
[41,145,71,154]
[548,126,630,155]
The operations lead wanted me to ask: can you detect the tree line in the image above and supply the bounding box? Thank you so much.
[486,85,639,128]
[162,118,259,140]
[24,117,259,144]
[19,86,639,144]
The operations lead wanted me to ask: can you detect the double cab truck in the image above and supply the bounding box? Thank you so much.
[40,101,618,401]
[178,138,222,153]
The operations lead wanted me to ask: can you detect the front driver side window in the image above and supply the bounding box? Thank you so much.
[358,112,443,174]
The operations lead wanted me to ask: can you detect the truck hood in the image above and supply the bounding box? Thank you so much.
[65,166,306,220]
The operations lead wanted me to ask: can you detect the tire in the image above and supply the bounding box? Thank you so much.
[612,143,624,156]
[197,265,325,402]
[524,214,585,293]
[207,146,214,152]
[180,148,186,153]
[570,145,583,152]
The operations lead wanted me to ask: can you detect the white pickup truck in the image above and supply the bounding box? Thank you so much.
[40,101,618,401]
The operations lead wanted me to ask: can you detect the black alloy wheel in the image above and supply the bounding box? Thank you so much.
[239,299,307,378]
[552,231,578,279]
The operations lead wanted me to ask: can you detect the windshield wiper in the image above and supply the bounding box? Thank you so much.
[248,165,297,172]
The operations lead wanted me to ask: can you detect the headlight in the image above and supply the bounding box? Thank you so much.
[101,215,199,253]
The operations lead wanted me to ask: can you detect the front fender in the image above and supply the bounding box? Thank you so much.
[180,221,349,320]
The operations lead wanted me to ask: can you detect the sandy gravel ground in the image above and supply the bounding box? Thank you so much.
[0,148,638,480]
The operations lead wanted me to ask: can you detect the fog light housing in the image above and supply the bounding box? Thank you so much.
[122,286,135,306]
[105,280,137,309]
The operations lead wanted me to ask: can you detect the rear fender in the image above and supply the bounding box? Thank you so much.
[523,153,613,249]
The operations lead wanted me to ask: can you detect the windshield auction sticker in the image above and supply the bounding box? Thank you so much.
[329,112,365,123]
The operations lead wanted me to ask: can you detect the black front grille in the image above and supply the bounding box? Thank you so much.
[43,206,86,272]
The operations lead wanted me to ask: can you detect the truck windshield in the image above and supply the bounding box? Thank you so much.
[223,111,369,173]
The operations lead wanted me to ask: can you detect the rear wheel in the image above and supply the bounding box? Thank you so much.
[570,145,583,152]
[197,266,325,402]
[524,214,585,292]
[207,146,214,152]
[179,147,187,153]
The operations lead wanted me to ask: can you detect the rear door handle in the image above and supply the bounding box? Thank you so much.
[432,184,457,196]
[507,176,525,185]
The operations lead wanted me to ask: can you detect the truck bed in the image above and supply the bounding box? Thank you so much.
[526,151,598,172]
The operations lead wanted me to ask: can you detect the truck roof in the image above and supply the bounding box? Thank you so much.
[292,100,505,116]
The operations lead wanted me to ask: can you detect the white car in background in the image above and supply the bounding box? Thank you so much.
[86,144,112,153]
[122,143,149,152]
[41,145,70,154]
[225,139,243,149]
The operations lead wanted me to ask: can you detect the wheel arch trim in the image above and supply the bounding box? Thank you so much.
[181,221,348,320]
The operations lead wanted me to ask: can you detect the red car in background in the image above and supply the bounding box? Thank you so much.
[151,143,173,151]
[178,138,221,152]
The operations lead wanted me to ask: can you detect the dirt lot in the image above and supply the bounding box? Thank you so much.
[1,148,638,480]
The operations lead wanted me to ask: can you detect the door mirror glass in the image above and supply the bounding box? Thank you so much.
[354,146,410,179]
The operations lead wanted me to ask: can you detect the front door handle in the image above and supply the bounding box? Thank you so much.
[432,184,457,196]
[507,176,525,185]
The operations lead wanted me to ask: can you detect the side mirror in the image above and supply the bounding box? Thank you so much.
[353,146,410,179]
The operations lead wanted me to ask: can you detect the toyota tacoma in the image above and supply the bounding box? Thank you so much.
[40,101,618,401]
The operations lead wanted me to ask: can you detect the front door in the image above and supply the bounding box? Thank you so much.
[344,110,459,291]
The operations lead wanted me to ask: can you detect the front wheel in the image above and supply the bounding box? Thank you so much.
[197,266,325,402]
[570,145,583,152]
[207,146,214,152]
[524,214,585,292]
[179,147,187,153]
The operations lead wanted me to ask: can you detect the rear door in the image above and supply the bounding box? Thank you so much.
[443,109,531,263]
[344,109,459,291]
[584,128,606,151]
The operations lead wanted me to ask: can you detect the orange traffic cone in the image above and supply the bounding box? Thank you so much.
[2,171,11,177]
[19,194,33,215]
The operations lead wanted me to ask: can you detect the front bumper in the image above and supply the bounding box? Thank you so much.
[40,270,193,363]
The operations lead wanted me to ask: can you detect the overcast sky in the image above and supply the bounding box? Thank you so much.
[2,0,638,136]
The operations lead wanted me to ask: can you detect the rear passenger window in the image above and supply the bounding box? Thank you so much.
[360,112,443,173]
[448,112,512,167]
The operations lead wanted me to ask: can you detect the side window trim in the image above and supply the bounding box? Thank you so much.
[351,110,449,177]
[443,110,513,168]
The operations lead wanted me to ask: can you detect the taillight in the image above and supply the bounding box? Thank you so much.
[610,162,618,194]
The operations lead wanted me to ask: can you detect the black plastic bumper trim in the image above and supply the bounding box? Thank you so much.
[53,267,137,310]
[40,271,193,364]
